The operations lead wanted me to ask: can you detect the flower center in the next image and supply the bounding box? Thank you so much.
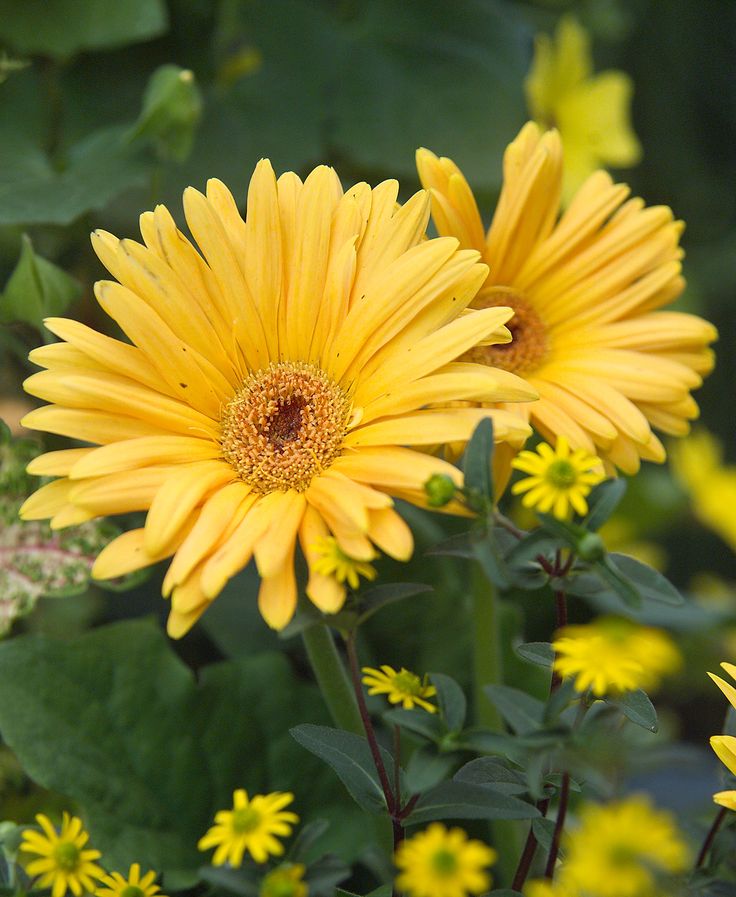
[221,362,351,494]
[431,848,459,877]
[461,287,548,376]
[545,459,578,489]
[121,887,145,897]
[231,807,261,834]
[392,670,424,696]
[53,842,80,871]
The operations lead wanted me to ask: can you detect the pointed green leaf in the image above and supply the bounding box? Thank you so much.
[356,582,432,625]
[483,685,545,735]
[453,757,527,795]
[291,724,398,813]
[383,708,443,742]
[463,418,494,509]
[1,235,81,330]
[405,779,539,824]
[608,554,684,606]
[610,689,658,732]
[429,672,466,732]
[583,478,627,531]
[516,642,554,669]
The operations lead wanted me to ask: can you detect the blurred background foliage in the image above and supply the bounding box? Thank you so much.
[0,0,735,885]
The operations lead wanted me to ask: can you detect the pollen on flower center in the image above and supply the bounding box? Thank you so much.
[231,807,261,833]
[546,459,577,488]
[392,670,423,696]
[221,361,351,494]
[120,886,145,897]
[431,848,459,876]
[53,842,80,871]
[461,286,548,376]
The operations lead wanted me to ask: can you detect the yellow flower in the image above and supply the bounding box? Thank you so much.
[95,864,166,897]
[20,812,104,897]
[259,864,308,897]
[310,536,377,590]
[394,822,496,897]
[362,665,437,712]
[511,436,604,519]
[525,16,642,202]
[708,662,736,808]
[529,796,689,897]
[553,617,681,697]
[416,124,716,478]
[20,162,536,636]
[198,789,298,866]
[670,429,736,552]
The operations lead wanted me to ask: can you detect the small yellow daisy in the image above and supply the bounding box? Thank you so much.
[511,436,605,519]
[553,617,681,697]
[259,863,308,897]
[95,864,166,897]
[198,790,298,866]
[394,822,496,897]
[20,813,104,897]
[362,665,437,712]
[309,536,377,591]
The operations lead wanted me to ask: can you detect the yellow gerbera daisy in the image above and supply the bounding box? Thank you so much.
[20,162,536,636]
[708,662,736,794]
[416,123,716,477]
[511,436,604,519]
[198,789,298,866]
[362,664,437,712]
[20,812,104,897]
[96,864,166,897]
[526,15,641,201]
[552,617,681,697]
[394,822,496,897]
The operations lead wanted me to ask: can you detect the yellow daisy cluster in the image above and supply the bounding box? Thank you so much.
[19,813,166,897]
[417,123,716,478]
[670,429,736,552]
[552,617,682,696]
[20,160,535,636]
[525,16,641,201]
[20,813,104,897]
[511,436,605,519]
[526,796,690,897]
[362,664,438,712]
[259,864,308,897]
[394,822,496,897]
[708,662,736,810]
[198,789,298,866]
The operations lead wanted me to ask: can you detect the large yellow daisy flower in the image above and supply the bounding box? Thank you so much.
[20,162,535,636]
[416,123,717,476]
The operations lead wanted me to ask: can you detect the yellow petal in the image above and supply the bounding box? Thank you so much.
[70,436,222,479]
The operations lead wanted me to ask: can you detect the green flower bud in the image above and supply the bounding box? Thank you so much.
[130,65,202,161]
[576,531,606,562]
[424,474,457,507]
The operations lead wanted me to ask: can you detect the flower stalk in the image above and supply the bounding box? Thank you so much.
[301,622,362,735]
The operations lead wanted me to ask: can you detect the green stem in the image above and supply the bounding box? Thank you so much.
[471,564,519,884]
[471,564,503,730]
[302,622,362,734]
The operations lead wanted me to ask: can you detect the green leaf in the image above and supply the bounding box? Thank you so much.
[1,236,81,330]
[515,642,554,669]
[384,708,444,742]
[483,685,545,735]
[531,817,557,852]
[286,819,330,863]
[462,418,495,508]
[426,531,473,559]
[356,582,432,626]
[587,556,643,609]
[429,672,466,732]
[583,478,627,531]
[0,622,334,886]
[199,867,259,897]
[0,126,150,227]
[0,0,168,57]
[330,0,529,191]
[505,529,558,567]
[405,746,457,794]
[610,689,658,732]
[290,724,396,813]
[130,65,202,162]
[453,757,527,795]
[304,854,351,896]
[405,779,539,824]
[607,554,684,606]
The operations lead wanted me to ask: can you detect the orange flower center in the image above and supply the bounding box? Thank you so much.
[221,362,351,494]
[462,286,548,376]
